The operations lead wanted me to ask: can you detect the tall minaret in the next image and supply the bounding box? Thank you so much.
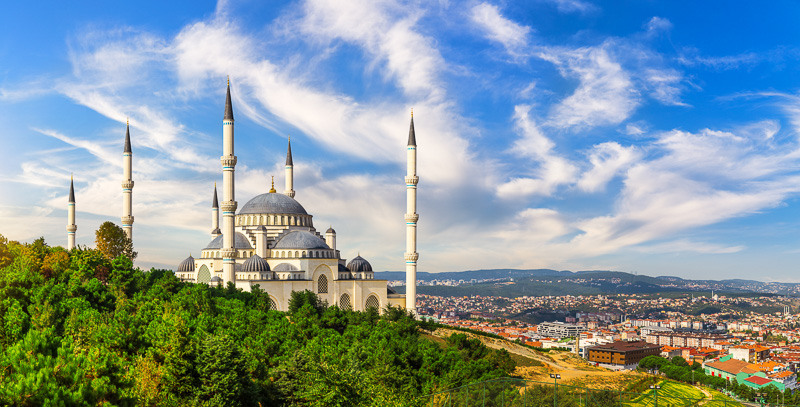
[404,110,419,313]
[284,136,295,198]
[121,120,134,242]
[211,183,221,238]
[66,175,77,250]
[220,78,238,285]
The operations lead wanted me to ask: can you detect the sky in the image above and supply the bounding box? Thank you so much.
[1,0,800,281]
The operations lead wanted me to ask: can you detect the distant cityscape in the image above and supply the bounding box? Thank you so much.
[414,290,800,391]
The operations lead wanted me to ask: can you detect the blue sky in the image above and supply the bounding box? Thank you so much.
[2,0,800,281]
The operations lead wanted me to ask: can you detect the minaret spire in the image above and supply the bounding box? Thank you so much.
[211,183,221,238]
[284,136,295,198]
[404,109,419,314]
[67,174,77,250]
[121,120,134,244]
[221,78,238,286]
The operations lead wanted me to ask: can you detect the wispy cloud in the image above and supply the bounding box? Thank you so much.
[470,3,530,56]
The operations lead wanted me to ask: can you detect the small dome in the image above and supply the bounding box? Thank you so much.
[239,193,307,215]
[177,255,195,272]
[273,231,329,250]
[326,227,336,234]
[204,232,253,250]
[242,254,270,272]
[347,255,372,273]
[273,263,298,272]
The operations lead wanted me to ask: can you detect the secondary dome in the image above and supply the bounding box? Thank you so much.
[177,255,195,272]
[273,231,329,250]
[242,254,270,272]
[347,255,372,272]
[273,263,299,272]
[204,232,253,250]
[239,192,307,215]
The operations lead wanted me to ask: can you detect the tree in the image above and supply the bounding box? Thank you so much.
[95,221,137,261]
[0,234,13,268]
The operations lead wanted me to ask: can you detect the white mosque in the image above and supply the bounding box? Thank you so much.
[66,80,419,314]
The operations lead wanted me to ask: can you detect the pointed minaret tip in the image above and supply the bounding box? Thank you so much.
[68,174,75,203]
[224,77,234,121]
[124,119,132,153]
[286,136,293,166]
[407,109,416,146]
[212,183,219,208]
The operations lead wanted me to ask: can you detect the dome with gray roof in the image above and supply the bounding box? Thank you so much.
[239,192,307,215]
[347,255,372,273]
[210,276,223,282]
[204,232,253,250]
[177,255,195,272]
[241,254,270,272]
[273,263,298,272]
[273,231,329,250]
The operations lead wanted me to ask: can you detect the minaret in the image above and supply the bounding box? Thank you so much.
[211,183,221,238]
[66,175,77,250]
[285,136,295,198]
[404,110,419,313]
[220,77,238,285]
[121,119,134,242]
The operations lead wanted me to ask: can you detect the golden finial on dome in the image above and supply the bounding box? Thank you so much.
[269,176,276,193]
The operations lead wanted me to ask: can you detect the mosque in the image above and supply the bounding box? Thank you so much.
[65,80,419,314]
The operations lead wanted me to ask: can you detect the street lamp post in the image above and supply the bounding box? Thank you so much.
[549,374,561,407]
[649,385,661,407]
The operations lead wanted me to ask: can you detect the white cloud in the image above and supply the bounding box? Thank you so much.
[577,142,641,193]
[546,45,639,129]
[645,17,672,35]
[497,105,577,198]
[637,239,744,254]
[540,0,598,14]
[470,3,530,55]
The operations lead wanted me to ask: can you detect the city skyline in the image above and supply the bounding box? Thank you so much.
[1,1,800,280]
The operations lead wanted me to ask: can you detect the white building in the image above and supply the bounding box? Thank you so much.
[68,80,418,313]
[172,81,417,312]
[537,322,586,338]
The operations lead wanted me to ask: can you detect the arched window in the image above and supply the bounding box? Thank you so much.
[365,295,380,311]
[318,274,328,293]
[197,265,211,284]
[269,297,278,311]
[302,251,307,258]
[339,293,352,310]
[295,251,299,258]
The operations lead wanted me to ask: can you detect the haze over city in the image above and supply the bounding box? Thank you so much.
[2,0,800,281]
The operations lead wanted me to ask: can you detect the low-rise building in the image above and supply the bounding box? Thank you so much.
[585,341,661,370]
[537,322,586,339]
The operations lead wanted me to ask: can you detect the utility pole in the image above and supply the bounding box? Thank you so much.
[550,373,561,407]
[649,385,660,407]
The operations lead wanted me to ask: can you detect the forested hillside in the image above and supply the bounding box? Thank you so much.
[0,235,514,406]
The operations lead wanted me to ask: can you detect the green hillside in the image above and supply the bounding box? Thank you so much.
[0,235,515,406]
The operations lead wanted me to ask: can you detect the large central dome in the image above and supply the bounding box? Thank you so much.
[239,192,307,215]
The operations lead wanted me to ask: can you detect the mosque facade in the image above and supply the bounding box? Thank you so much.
[66,80,418,313]
[149,81,414,312]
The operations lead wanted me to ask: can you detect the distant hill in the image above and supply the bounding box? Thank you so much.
[376,269,800,297]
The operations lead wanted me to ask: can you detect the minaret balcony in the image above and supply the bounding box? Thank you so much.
[220,201,238,212]
[66,225,77,233]
[220,156,238,167]
[220,248,236,259]
[405,176,419,185]
[121,215,134,226]
[285,190,295,198]
[405,214,419,223]
[404,253,419,262]
[121,180,134,189]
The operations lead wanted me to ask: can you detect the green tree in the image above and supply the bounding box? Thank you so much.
[95,221,137,261]
[0,234,13,268]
